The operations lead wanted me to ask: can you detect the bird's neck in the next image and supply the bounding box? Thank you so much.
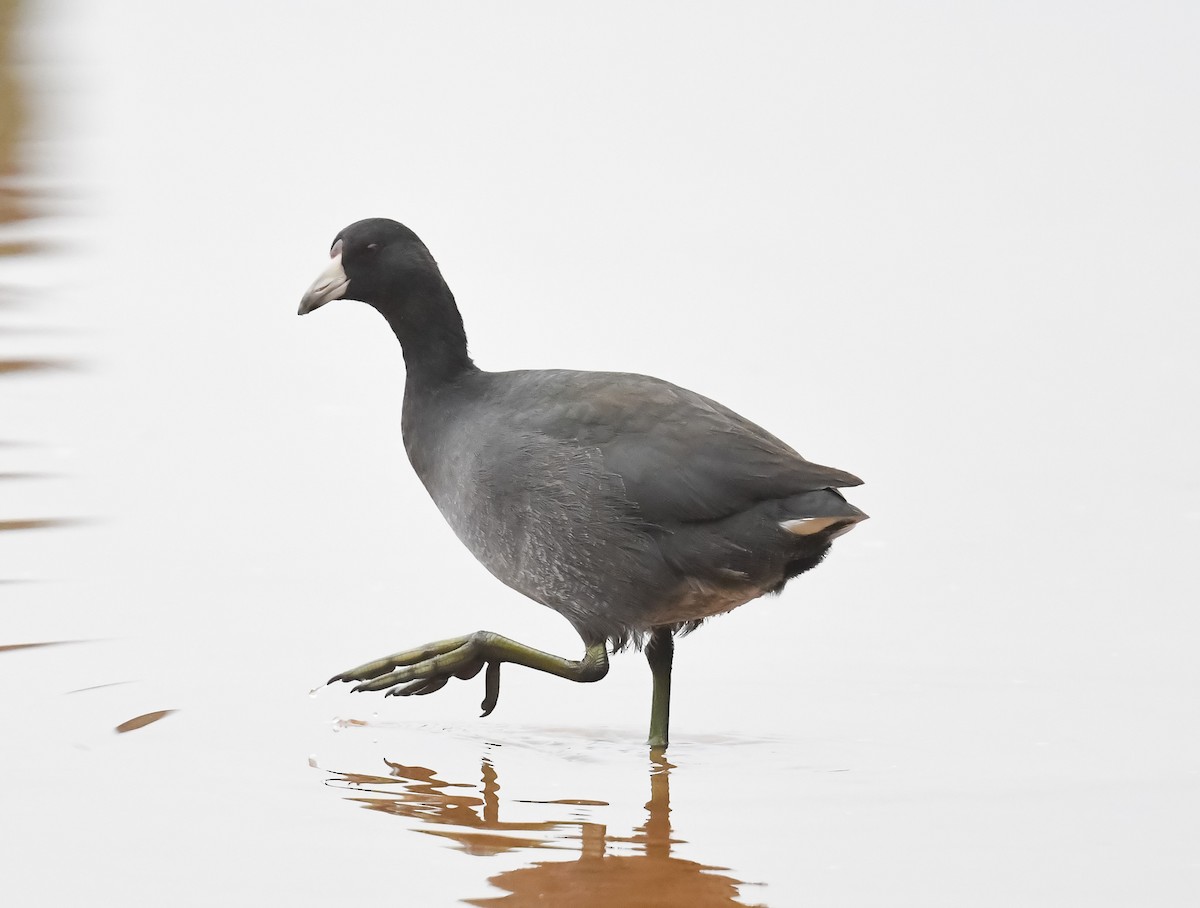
[378,282,477,386]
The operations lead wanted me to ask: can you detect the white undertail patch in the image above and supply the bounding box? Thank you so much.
[780,516,859,538]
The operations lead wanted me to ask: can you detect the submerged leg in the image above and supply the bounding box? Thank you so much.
[645,627,674,749]
[328,632,609,717]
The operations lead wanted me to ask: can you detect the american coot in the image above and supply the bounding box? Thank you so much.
[300,218,866,748]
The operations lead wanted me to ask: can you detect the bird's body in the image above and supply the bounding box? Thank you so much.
[301,218,866,747]
[404,367,861,648]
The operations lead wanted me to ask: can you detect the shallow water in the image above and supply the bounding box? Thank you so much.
[4,2,1199,905]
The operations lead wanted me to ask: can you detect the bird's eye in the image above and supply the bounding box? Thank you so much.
[366,243,379,253]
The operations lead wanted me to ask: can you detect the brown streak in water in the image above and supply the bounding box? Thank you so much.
[0,0,26,226]
[514,798,608,807]
[325,750,763,906]
[0,238,38,257]
[67,680,135,694]
[0,359,72,375]
[0,640,71,653]
[115,710,176,734]
[0,518,81,531]
[0,240,40,256]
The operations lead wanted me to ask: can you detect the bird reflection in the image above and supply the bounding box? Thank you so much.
[325,749,764,907]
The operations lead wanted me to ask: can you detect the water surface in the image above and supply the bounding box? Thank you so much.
[3,2,1198,905]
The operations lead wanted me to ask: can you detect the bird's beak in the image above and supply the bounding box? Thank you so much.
[298,253,350,315]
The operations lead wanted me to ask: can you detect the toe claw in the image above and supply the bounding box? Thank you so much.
[413,678,449,697]
[388,677,449,698]
[328,633,573,718]
[479,661,501,717]
[352,678,388,693]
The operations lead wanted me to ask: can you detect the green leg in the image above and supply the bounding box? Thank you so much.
[645,627,674,749]
[328,631,609,717]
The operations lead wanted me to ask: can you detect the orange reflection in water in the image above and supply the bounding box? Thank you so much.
[325,750,765,908]
[114,709,176,734]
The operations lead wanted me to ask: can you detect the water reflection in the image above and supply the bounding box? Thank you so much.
[114,709,176,734]
[0,516,75,530]
[0,639,69,652]
[325,750,765,907]
[0,357,60,373]
[0,0,80,585]
[0,0,24,227]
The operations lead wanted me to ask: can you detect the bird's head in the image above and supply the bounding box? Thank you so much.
[298,218,441,316]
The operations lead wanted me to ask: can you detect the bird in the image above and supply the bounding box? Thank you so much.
[300,218,866,748]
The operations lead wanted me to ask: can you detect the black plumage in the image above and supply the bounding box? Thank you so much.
[300,218,866,746]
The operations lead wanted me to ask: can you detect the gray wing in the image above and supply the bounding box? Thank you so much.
[491,370,862,525]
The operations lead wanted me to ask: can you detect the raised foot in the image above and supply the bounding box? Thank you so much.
[327,631,609,718]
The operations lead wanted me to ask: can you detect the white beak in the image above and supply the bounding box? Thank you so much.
[298,254,350,315]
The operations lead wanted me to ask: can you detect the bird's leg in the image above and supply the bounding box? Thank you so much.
[645,627,674,749]
[328,632,609,717]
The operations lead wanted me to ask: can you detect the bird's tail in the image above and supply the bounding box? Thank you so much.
[777,488,868,539]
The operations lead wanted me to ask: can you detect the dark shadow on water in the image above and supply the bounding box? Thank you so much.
[323,749,766,907]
